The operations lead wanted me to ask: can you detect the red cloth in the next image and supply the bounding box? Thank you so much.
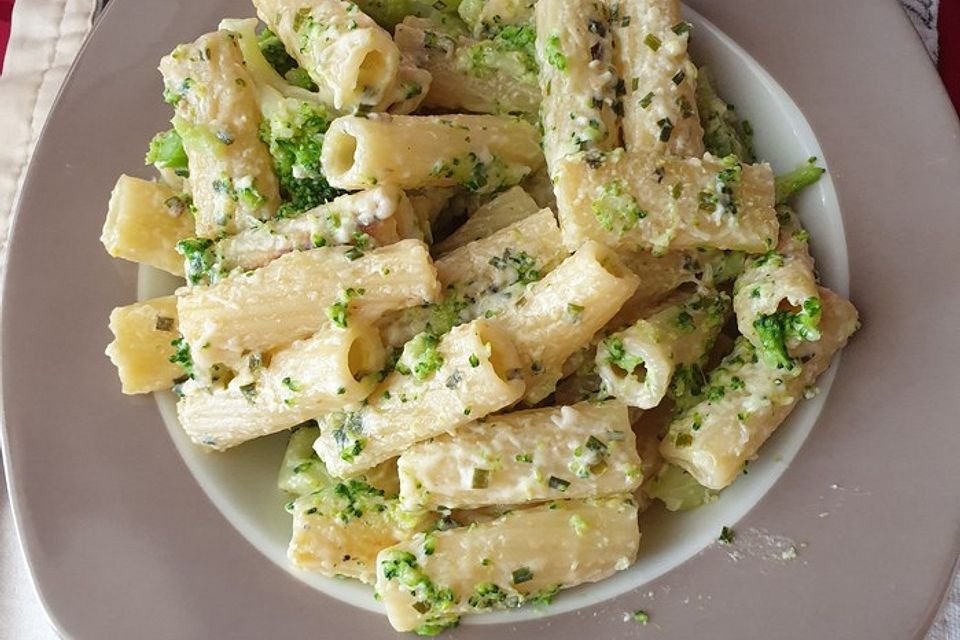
[940,0,960,110]
[0,0,13,74]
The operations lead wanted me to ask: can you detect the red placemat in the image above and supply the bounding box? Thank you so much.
[0,0,14,74]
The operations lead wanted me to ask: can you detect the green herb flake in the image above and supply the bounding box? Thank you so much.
[511,566,534,584]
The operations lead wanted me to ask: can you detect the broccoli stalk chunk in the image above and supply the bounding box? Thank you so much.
[753,297,823,371]
[259,99,344,217]
[774,157,826,204]
[145,129,189,177]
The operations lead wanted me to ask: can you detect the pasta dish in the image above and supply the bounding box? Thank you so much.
[100,0,859,634]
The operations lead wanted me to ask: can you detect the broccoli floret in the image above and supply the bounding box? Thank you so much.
[396,332,445,380]
[145,129,189,176]
[774,157,826,204]
[257,28,298,77]
[259,100,344,217]
[460,24,538,82]
[176,237,218,285]
[753,297,823,371]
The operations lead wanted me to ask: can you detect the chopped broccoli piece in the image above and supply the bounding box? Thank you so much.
[259,100,344,217]
[591,179,646,234]
[775,158,825,204]
[545,34,568,71]
[396,332,445,380]
[168,337,194,379]
[488,248,541,285]
[176,237,218,285]
[145,129,189,176]
[459,24,538,82]
[695,67,756,162]
[277,423,335,495]
[603,336,644,375]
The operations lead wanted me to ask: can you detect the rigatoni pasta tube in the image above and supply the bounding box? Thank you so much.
[375,496,640,633]
[177,319,385,451]
[280,426,433,584]
[394,17,540,116]
[313,318,526,477]
[378,208,565,348]
[214,186,414,273]
[159,31,280,237]
[433,186,540,256]
[321,114,543,192]
[397,401,643,510]
[554,149,778,253]
[105,296,183,395]
[535,0,621,175]
[660,287,859,490]
[733,206,821,371]
[495,240,640,404]
[100,175,194,276]
[252,0,400,111]
[176,240,440,373]
[610,0,704,156]
[596,289,729,409]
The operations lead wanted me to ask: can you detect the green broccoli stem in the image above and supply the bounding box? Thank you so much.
[774,158,826,204]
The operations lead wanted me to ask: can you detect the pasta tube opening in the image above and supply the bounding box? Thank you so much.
[324,127,360,179]
[348,331,384,382]
[474,320,522,386]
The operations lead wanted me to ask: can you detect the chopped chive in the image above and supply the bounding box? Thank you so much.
[643,33,662,51]
[512,567,534,584]
[471,468,490,489]
[639,91,654,109]
[548,476,571,492]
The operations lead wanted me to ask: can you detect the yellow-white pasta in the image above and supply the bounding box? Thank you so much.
[407,187,458,228]
[596,289,729,409]
[159,31,281,238]
[397,401,643,510]
[252,0,401,111]
[105,297,183,395]
[375,496,640,633]
[278,423,402,496]
[177,319,385,451]
[733,206,821,366]
[610,0,704,156]
[219,17,334,106]
[378,208,566,348]
[535,0,621,176]
[100,175,194,276]
[321,114,543,192]
[554,149,778,252]
[608,249,695,326]
[660,287,859,490]
[176,240,440,373]
[313,318,526,477]
[394,17,541,116]
[379,52,433,114]
[214,186,414,274]
[433,186,540,255]
[495,240,640,404]
[280,425,433,584]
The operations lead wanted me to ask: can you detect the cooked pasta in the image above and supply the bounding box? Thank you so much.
[321,113,543,192]
[159,30,281,237]
[100,175,195,276]
[102,1,861,633]
[252,0,401,111]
